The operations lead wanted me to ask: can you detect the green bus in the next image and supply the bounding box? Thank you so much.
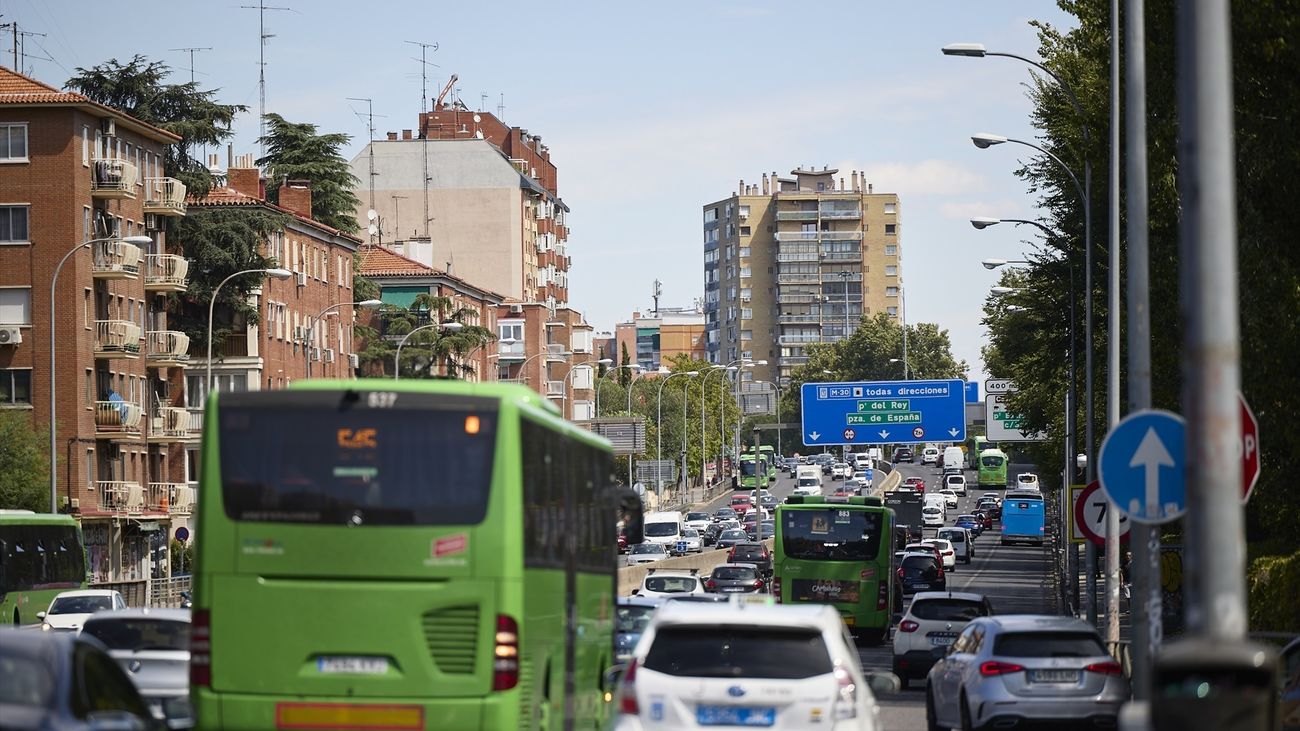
[978,448,1009,489]
[772,495,899,645]
[965,436,991,470]
[192,381,642,731]
[756,445,778,481]
[0,511,87,626]
[738,454,767,489]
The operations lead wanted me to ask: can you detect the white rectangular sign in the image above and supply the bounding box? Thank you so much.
[985,394,1047,442]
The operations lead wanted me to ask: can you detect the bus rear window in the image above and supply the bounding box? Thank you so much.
[218,392,497,526]
[780,509,883,561]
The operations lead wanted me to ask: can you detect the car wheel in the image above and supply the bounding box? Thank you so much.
[960,694,977,731]
[857,628,887,646]
[897,672,910,690]
[925,686,941,731]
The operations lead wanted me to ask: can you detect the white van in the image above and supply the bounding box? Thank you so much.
[937,526,974,564]
[643,511,684,547]
[794,465,823,495]
[942,446,965,474]
[853,453,873,472]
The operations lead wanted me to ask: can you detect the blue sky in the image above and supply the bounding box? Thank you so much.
[10,0,1077,384]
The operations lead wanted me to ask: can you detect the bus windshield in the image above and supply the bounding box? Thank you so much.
[218,397,498,526]
[981,455,1005,467]
[780,508,883,561]
[740,460,758,476]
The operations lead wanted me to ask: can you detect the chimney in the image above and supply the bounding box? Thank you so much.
[761,174,769,195]
[868,183,873,194]
[402,129,412,140]
[227,165,262,199]
[851,171,859,191]
[386,131,398,141]
[739,179,745,196]
[279,179,313,218]
[839,177,845,191]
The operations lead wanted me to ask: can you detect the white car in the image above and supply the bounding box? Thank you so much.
[936,527,974,564]
[635,569,707,599]
[943,473,968,496]
[680,528,703,553]
[921,447,940,465]
[890,591,994,689]
[921,538,957,570]
[921,505,944,528]
[981,492,1002,506]
[831,462,851,480]
[613,599,893,730]
[938,489,960,509]
[683,511,712,532]
[625,542,669,567]
[1015,473,1041,491]
[924,493,947,514]
[38,589,127,633]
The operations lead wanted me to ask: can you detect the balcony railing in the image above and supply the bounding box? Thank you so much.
[94,481,144,512]
[144,254,189,292]
[148,407,197,443]
[94,320,143,358]
[545,380,566,397]
[778,334,826,345]
[94,401,143,438]
[146,331,190,366]
[775,211,819,221]
[776,274,821,285]
[822,272,863,282]
[92,240,142,279]
[91,158,139,198]
[143,177,187,216]
[818,208,862,219]
[776,293,820,304]
[778,314,823,324]
[819,251,862,262]
[147,483,194,514]
[773,230,864,242]
[776,252,819,263]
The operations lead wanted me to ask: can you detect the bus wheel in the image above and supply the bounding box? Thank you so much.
[857,628,887,646]
[12,608,19,626]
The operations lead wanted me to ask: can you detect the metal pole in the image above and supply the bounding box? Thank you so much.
[1103,0,1123,646]
[682,377,690,492]
[1083,128,1098,628]
[753,427,763,542]
[1125,0,1158,697]
[1175,0,1245,642]
[1063,386,1073,614]
[627,370,642,489]
[208,268,273,392]
[49,241,98,512]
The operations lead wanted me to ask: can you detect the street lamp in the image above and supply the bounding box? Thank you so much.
[656,370,698,496]
[514,348,571,388]
[207,267,294,393]
[990,286,1023,295]
[731,360,767,468]
[1005,305,1030,313]
[393,321,463,379]
[700,365,733,489]
[981,258,1030,270]
[563,358,612,420]
[625,366,648,488]
[47,234,153,512]
[460,337,515,381]
[305,299,382,378]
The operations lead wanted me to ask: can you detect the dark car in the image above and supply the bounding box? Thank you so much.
[715,529,750,550]
[955,514,984,537]
[0,627,163,731]
[727,542,773,576]
[704,563,766,594]
[614,597,660,664]
[898,523,923,543]
[897,553,946,594]
[894,447,914,463]
[702,523,724,546]
[759,495,778,510]
[976,499,1002,520]
[745,520,775,541]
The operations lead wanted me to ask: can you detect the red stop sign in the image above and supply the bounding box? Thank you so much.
[1241,393,1261,503]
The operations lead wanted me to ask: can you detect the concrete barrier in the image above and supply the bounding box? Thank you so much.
[618,539,775,596]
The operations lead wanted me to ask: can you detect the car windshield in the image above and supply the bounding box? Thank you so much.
[781,508,883,561]
[644,522,680,537]
[712,566,757,580]
[683,529,699,538]
[0,653,55,707]
[994,631,1107,658]
[732,545,764,558]
[721,530,748,540]
[901,556,940,576]
[946,475,963,484]
[616,605,656,634]
[49,595,112,614]
[686,513,709,522]
[1018,474,1036,483]
[957,515,977,522]
[642,626,832,679]
[82,617,190,651]
[910,598,988,622]
[644,576,698,593]
[740,461,758,476]
[631,544,664,555]
[937,530,966,544]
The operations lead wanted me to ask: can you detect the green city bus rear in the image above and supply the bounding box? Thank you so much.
[192,381,620,730]
[0,511,86,626]
[756,446,777,481]
[978,448,1009,488]
[771,496,896,645]
[738,455,764,489]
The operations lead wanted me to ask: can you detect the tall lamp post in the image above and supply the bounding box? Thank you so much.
[655,370,698,497]
[305,299,381,378]
[393,321,463,379]
[730,360,767,467]
[563,358,612,420]
[206,267,294,393]
[625,366,647,488]
[515,348,570,388]
[48,235,154,513]
[701,364,734,488]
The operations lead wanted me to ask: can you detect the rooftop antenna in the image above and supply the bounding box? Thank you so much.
[390,195,408,241]
[479,93,488,112]
[241,2,293,163]
[652,279,663,318]
[346,96,385,234]
[171,47,214,162]
[497,92,505,119]
[404,39,438,240]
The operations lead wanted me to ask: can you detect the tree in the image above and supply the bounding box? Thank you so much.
[361,294,495,379]
[66,55,244,197]
[0,411,49,512]
[619,342,633,387]
[256,113,362,233]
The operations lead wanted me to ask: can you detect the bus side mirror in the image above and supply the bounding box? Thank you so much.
[610,485,644,545]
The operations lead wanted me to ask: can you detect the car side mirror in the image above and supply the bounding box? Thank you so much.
[36,611,46,620]
[603,664,626,692]
[86,711,148,731]
[864,671,901,695]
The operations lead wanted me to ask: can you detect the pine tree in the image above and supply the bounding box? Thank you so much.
[256,113,362,233]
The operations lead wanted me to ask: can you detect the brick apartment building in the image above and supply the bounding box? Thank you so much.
[496,302,598,421]
[0,68,195,583]
[614,309,708,372]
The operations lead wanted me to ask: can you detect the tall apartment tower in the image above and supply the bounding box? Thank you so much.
[703,168,901,387]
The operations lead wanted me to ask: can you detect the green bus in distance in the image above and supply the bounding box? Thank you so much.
[978,448,1009,489]
[0,511,87,626]
[756,445,778,481]
[191,380,642,731]
[772,495,899,645]
[738,454,766,490]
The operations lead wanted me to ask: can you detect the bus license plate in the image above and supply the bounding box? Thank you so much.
[697,705,776,727]
[317,656,389,675]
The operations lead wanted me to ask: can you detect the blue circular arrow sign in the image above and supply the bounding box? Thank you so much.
[1098,409,1187,523]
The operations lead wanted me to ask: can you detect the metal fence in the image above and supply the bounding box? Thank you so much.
[90,575,192,609]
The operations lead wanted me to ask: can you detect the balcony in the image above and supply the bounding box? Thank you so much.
[778,314,823,324]
[151,483,195,515]
[148,407,198,443]
[776,252,819,263]
[94,320,143,359]
[146,331,190,367]
[90,158,138,198]
[819,251,861,262]
[778,334,826,345]
[545,380,566,398]
[92,240,142,280]
[94,400,143,439]
[822,272,863,282]
[93,481,145,513]
[775,211,819,222]
[776,293,820,304]
[818,208,862,219]
[497,340,526,362]
[143,177,187,216]
[774,230,863,243]
[776,274,821,285]
[144,254,189,292]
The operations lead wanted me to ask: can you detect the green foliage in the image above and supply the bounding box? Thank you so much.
[256,113,362,233]
[358,294,494,379]
[170,207,287,350]
[169,539,195,575]
[619,342,633,387]
[0,411,49,512]
[1247,550,1300,633]
[66,55,244,197]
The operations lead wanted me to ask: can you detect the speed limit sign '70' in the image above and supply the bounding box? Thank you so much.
[1074,481,1131,546]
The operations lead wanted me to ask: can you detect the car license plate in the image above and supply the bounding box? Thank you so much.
[1029,669,1081,683]
[316,656,389,675]
[697,705,776,727]
[912,583,930,590]
[723,587,745,593]
[929,634,957,646]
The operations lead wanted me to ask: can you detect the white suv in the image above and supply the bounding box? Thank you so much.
[634,569,707,599]
[614,599,893,730]
[891,591,993,689]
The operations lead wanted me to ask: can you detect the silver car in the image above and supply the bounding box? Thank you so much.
[79,607,193,728]
[926,615,1129,730]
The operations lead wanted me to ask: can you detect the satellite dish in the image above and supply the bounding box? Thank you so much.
[366,209,378,222]
[475,129,484,139]
[367,224,379,236]
[473,114,481,123]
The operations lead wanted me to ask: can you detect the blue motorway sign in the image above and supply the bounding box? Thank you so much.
[800,379,967,446]
[965,381,980,403]
[1098,409,1187,523]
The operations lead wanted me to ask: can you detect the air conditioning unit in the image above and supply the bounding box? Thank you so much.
[323,349,335,363]
[347,353,360,369]
[101,118,116,136]
[0,326,21,345]
[296,271,308,287]
[509,304,524,314]
[292,326,308,341]
[309,347,321,362]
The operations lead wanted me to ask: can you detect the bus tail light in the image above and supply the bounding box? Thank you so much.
[190,609,211,688]
[771,576,781,603]
[493,615,519,691]
[876,579,890,611]
[619,659,639,714]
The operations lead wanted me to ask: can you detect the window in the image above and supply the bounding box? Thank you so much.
[499,322,523,343]
[704,207,718,223]
[885,244,898,256]
[0,206,29,243]
[0,369,32,405]
[82,126,91,165]
[886,306,899,317]
[885,265,898,276]
[885,223,897,235]
[0,287,31,325]
[886,287,899,298]
[884,202,897,214]
[739,205,750,219]
[0,123,27,162]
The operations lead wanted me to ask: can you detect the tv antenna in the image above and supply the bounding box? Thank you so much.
[168,46,213,83]
[497,93,505,119]
[346,96,385,216]
[404,39,438,239]
[240,2,294,162]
